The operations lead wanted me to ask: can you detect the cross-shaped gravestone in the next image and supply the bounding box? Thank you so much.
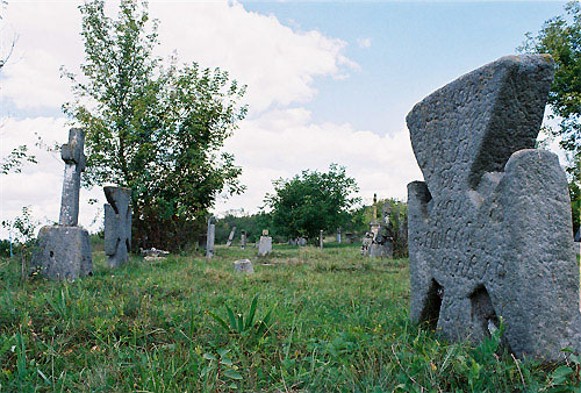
[407,55,580,360]
[104,186,132,268]
[31,128,92,280]
[59,128,87,226]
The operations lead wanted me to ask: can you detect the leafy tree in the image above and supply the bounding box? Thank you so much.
[520,1,580,235]
[264,164,360,241]
[1,145,36,175]
[62,0,247,250]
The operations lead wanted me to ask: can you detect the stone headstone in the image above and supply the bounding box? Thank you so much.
[336,228,342,244]
[258,235,272,257]
[240,230,247,249]
[234,259,254,274]
[407,55,580,360]
[104,186,132,268]
[226,226,237,247]
[319,230,324,249]
[31,128,92,280]
[206,216,215,258]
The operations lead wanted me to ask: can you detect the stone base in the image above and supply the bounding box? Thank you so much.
[234,259,254,274]
[31,225,92,280]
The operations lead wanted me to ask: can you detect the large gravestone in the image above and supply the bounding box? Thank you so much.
[407,55,580,360]
[104,186,132,268]
[32,128,92,280]
[258,230,272,257]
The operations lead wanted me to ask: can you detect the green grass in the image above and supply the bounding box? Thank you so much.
[0,244,579,392]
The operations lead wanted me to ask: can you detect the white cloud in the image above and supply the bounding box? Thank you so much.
[357,37,372,49]
[151,1,358,113]
[0,117,105,239]
[0,1,408,239]
[216,108,422,214]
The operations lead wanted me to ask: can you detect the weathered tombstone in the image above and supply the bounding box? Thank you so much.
[206,216,215,258]
[234,259,254,274]
[298,237,307,247]
[364,194,393,258]
[319,230,324,249]
[31,128,92,280]
[336,228,342,244]
[226,226,237,247]
[407,55,580,360]
[104,186,132,268]
[258,230,272,257]
[240,230,247,249]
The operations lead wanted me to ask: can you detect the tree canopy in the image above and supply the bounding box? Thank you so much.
[519,1,580,236]
[62,0,247,250]
[263,164,360,240]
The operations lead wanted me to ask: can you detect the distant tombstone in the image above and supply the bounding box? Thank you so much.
[31,128,92,280]
[298,237,307,247]
[234,259,254,274]
[344,233,354,244]
[407,55,580,360]
[336,228,342,244]
[257,231,272,257]
[206,216,215,258]
[240,230,247,249]
[104,186,132,268]
[226,226,237,247]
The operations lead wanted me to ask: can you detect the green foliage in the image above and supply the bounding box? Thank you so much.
[520,1,581,235]
[0,145,36,175]
[215,211,273,244]
[209,294,274,341]
[0,242,578,391]
[62,0,247,251]
[264,163,360,240]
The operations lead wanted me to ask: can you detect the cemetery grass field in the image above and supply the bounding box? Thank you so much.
[1,242,580,392]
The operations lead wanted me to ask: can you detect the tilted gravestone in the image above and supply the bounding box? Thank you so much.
[104,186,132,268]
[32,128,92,279]
[226,226,237,247]
[407,55,580,360]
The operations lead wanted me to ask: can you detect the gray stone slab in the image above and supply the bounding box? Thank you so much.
[104,186,132,268]
[258,236,272,257]
[406,55,580,360]
[31,226,92,280]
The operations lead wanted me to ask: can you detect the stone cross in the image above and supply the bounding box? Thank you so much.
[104,186,132,268]
[59,128,87,226]
[407,55,580,360]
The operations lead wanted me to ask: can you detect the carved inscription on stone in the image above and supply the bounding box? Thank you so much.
[407,55,580,360]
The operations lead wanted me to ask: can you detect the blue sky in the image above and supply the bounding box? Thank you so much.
[0,0,569,237]
[243,1,566,133]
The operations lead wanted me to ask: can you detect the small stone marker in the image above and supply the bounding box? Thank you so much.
[226,226,237,247]
[319,230,324,249]
[206,216,215,258]
[234,259,254,274]
[258,229,272,257]
[104,186,132,268]
[240,230,247,249]
[336,228,342,244]
[32,128,92,280]
[407,55,580,360]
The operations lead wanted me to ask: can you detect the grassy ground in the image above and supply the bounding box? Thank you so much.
[0,243,579,392]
